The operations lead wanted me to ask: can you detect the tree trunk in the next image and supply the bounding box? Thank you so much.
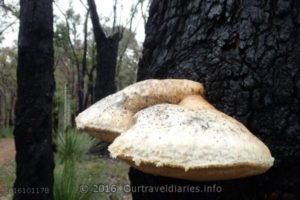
[87,0,122,101]
[94,34,121,100]
[9,94,15,126]
[0,95,2,127]
[13,0,55,199]
[131,0,300,199]
[81,10,89,112]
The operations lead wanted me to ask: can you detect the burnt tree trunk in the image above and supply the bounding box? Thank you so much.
[13,0,55,199]
[87,0,122,101]
[130,0,300,200]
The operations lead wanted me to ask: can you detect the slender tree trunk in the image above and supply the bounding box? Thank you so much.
[13,0,55,199]
[0,93,3,127]
[87,0,122,101]
[1,94,7,127]
[81,10,89,111]
[9,93,15,126]
[84,65,96,108]
[4,99,7,127]
[131,0,300,200]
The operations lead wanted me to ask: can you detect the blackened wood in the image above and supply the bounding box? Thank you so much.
[13,0,55,199]
[87,0,122,101]
[131,0,300,199]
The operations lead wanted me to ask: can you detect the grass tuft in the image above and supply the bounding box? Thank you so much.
[55,129,94,163]
[54,128,96,200]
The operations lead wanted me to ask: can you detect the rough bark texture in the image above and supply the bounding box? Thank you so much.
[131,0,300,199]
[87,0,122,101]
[13,0,55,199]
[94,34,120,100]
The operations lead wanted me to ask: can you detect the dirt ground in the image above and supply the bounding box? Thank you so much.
[0,139,15,199]
[0,139,15,168]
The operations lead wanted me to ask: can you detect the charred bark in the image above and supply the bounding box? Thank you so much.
[131,0,300,199]
[94,33,121,100]
[13,0,55,199]
[87,0,122,101]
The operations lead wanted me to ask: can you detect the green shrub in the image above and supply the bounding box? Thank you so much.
[54,161,95,200]
[54,129,96,200]
[55,129,94,163]
[0,161,16,192]
[0,127,14,139]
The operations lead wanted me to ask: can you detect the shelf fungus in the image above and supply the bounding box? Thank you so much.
[75,79,204,142]
[76,79,274,181]
[108,95,274,181]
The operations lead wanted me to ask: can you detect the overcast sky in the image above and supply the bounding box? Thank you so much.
[1,0,147,47]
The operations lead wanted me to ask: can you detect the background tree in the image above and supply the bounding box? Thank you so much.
[131,0,300,199]
[13,0,55,199]
[116,28,141,90]
[115,0,143,90]
[87,0,122,101]
[51,1,142,131]
[54,4,91,115]
[0,0,18,43]
[0,46,17,128]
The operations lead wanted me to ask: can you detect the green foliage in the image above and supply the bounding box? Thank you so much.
[54,129,95,200]
[55,129,94,163]
[54,161,94,200]
[78,159,130,200]
[0,159,15,199]
[0,127,14,138]
[116,58,137,90]
[0,46,17,128]
[53,84,75,132]
[116,27,141,90]
[54,157,130,200]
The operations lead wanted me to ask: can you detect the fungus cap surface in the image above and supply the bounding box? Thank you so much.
[109,103,274,181]
[75,79,204,142]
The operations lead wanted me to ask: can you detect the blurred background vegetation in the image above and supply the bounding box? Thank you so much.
[0,0,146,133]
[0,0,150,199]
